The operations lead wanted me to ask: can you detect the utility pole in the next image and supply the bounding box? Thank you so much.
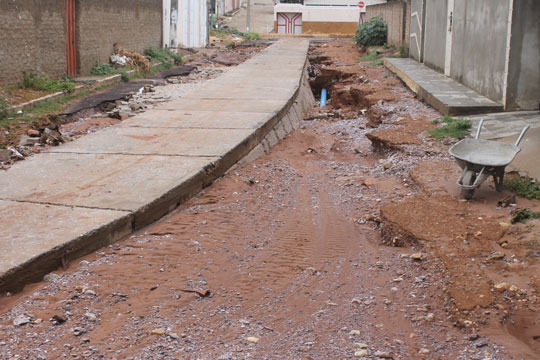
[246,0,251,32]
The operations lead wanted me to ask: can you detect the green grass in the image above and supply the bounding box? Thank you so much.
[0,96,9,121]
[511,208,540,224]
[359,50,380,62]
[428,114,471,139]
[20,71,75,93]
[89,62,130,82]
[504,176,540,200]
[0,81,121,129]
[387,44,409,58]
[144,47,183,68]
[359,50,385,66]
[210,28,260,41]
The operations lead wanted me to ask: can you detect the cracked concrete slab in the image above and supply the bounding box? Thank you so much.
[0,199,132,291]
[119,110,275,129]
[156,98,288,113]
[0,152,218,211]
[46,127,254,157]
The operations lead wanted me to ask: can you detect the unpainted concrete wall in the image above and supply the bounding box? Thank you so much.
[366,0,411,47]
[449,0,509,103]
[422,0,446,72]
[0,0,67,85]
[77,0,162,76]
[409,0,424,61]
[507,0,540,110]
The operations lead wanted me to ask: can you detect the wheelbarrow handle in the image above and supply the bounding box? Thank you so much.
[515,125,530,147]
[475,119,484,139]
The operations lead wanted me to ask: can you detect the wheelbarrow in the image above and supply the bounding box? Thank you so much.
[449,119,530,199]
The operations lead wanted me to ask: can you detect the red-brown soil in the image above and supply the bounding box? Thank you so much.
[0,40,539,360]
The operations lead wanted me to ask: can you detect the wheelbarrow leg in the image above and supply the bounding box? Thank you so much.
[461,169,477,200]
[493,168,505,192]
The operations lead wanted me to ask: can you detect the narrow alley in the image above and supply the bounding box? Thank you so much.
[1,40,539,360]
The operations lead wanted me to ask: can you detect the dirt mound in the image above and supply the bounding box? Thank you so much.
[380,194,505,246]
[366,129,421,150]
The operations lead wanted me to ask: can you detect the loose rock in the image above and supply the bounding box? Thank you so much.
[13,315,31,326]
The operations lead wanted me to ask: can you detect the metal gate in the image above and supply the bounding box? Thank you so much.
[277,12,302,34]
[65,0,77,76]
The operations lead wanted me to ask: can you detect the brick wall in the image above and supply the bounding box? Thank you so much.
[366,0,411,47]
[77,0,162,76]
[0,0,162,86]
[0,0,67,85]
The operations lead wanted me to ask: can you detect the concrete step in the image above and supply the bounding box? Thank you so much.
[385,58,504,116]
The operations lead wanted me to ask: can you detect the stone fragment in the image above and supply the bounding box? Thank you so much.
[0,149,10,162]
[13,315,31,326]
[246,336,259,343]
[19,135,39,146]
[486,251,505,261]
[494,282,510,292]
[27,129,40,137]
[410,253,425,261]
[73,327,86,336]
[150,328,166,335]
[85,312,98,322]
[354,350,369,357]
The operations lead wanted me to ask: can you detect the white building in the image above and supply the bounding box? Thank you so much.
[274,0,387,35]
[163,0,208,48]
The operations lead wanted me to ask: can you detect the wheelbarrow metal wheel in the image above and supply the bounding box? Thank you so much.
[461,170,477,200]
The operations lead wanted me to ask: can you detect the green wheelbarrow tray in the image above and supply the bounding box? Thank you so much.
[448,119,530,199]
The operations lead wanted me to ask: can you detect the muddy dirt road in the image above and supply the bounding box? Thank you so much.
[1,41,539,359]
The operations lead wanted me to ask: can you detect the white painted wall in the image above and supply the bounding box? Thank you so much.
[163,0,171,48]
[275,5,361,23]
[275,0,387,22]
[164,0,208,49]
[179,0,208,48]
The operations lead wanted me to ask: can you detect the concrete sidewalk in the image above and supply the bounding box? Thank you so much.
[226,0,275,34]
[385,58,503,116]
[0,39,315,293]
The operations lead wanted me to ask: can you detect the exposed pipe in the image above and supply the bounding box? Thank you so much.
[320,89,327,107]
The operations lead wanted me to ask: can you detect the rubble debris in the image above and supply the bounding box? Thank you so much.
[13,315,31,326]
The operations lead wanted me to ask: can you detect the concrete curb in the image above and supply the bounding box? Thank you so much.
[0,39,314,294]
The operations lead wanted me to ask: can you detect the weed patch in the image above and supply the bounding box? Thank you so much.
[89,62,130,82]
[428,114,471,139]
[504,176,540,200]
[144,47,183,68]
[359,50,384,66]
[511,208,540,224]
[211,28,260,41]
[20,71,75,93]
[0,96,9,120]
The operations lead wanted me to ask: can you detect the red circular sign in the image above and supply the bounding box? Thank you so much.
[358,1,365,8]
